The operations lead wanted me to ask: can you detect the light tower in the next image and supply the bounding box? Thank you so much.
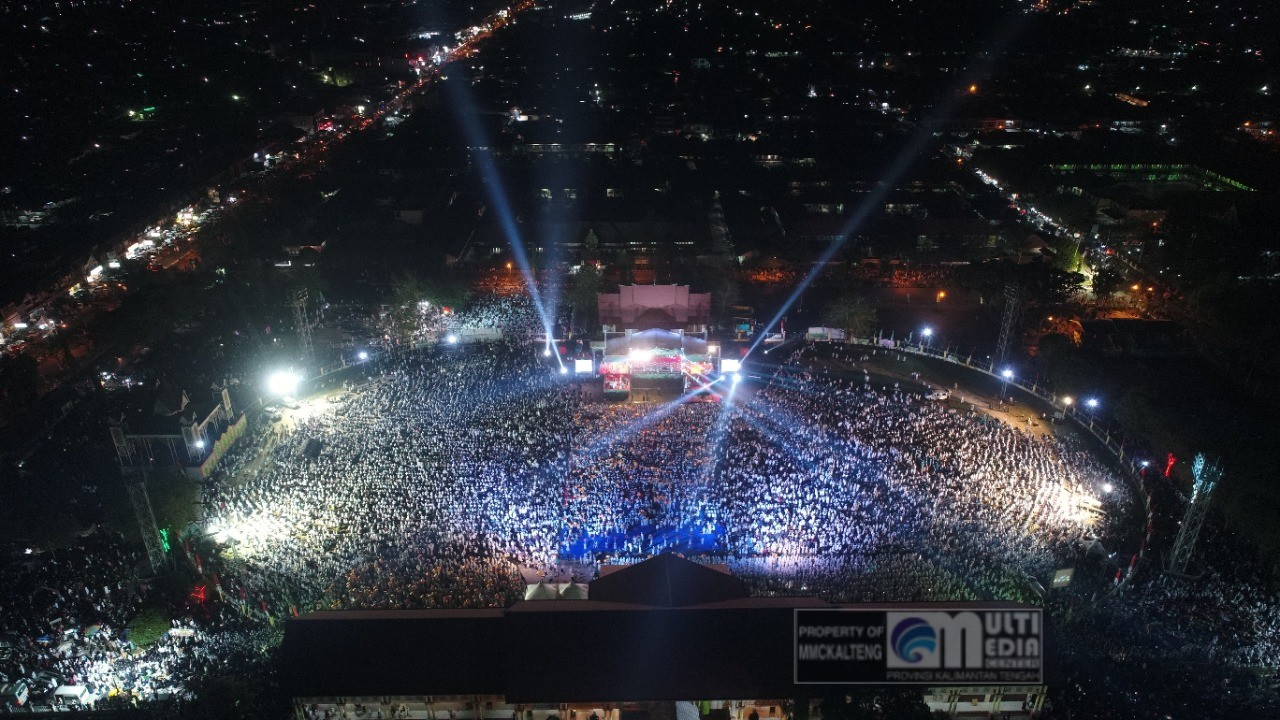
[995,282,1020,365]
[110,419,168,574]
[125,466,167,575]
[293,288,314,362]
[1167,453,1222,576]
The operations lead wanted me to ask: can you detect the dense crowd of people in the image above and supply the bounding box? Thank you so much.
[205,342,570,614]
[198,319,1133,622]
[723,346,1131,602]
[0,533,272,711]
[4,293,1280,718]
[556,345,1130,604]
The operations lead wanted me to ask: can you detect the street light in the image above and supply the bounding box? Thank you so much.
[1062,396,1074,407]
[1086,397,1099,409]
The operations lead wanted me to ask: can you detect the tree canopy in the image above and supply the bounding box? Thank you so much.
[823,293,878,339]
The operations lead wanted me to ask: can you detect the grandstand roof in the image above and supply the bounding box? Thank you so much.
[280,555,1040,701]
[589,553,748,607]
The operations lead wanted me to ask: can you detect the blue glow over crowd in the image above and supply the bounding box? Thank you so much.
[2,295,1279,717]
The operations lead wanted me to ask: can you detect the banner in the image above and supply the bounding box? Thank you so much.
[794,607,1043,685]
[199,414,247,478]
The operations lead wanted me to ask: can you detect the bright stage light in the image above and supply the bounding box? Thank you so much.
[266,370,300,396]
[559,366,568,375]
[542,348,552,358]
[1001,368,1014,379]
[446,334,459,345]
[629,348,653,362]
[731,372,742,384]
[195,439,206,449]
[721,358,742,373]
[1102,483,1114,494]
[921,327,933,338]
[357,350,369,361]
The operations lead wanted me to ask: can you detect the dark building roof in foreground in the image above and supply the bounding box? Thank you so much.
[589,552,748,607]
[284,609,505,698]
[281,554,1039,702]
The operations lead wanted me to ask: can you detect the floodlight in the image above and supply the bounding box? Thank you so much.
[1102,483,1114,494]
[267,370,300,396]
[357,350,369,361]
[921,327,933,338]
[195,439,206,449]
[446,334,459,344]
[1086,398,1099,409]
[1001,368,1014,379]
[542,348,552,358]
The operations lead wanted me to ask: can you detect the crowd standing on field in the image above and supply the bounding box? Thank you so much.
[4,295,1280,719]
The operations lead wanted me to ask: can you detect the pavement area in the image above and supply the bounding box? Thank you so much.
[809,346,1062,439]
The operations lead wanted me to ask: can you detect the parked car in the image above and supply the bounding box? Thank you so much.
[0,680,29,707]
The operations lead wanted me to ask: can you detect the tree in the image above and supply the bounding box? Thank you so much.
[710,275,742,326]
[420,271,471,311]
[958,260,1085,306]
[1091,267,1125,300]
[389,273,429,341]
[1037,332,1075,366]
[127,606,172,648]
[1015,262,1085,306]
[147,471,202,536]
[565,264,604,331]
[824,293,878,339]
[616,249,634,284]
